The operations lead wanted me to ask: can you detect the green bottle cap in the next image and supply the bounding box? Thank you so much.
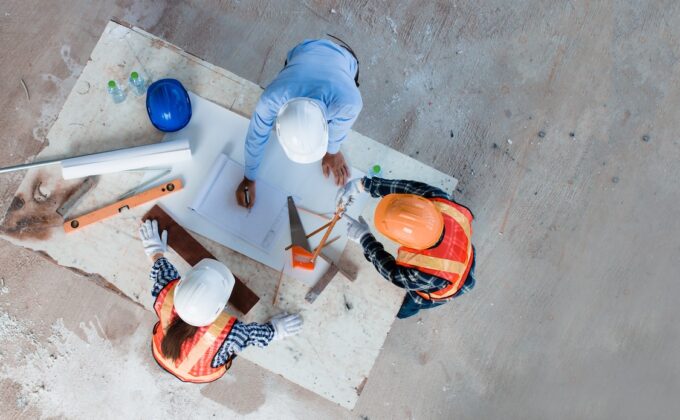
[108,80,116,88]
[372,164,381,172]
[130,71,139,80]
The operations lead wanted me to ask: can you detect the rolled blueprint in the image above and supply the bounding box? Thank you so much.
[61,139,191,179]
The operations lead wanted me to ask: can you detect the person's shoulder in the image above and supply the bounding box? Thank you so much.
[337,86,363,112]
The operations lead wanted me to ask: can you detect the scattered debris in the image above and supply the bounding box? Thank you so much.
[450,130,454,138]
[343,294,353,311]
[612,176,619,184]
[456,50,463,55]
[9,196,25,211]
[492,142,498,149]
[330,8,337,14]
[33,182,51,202]
[507,139,512,145]
[0,311,36,344]
[642,134,650,142]
[20,78,30,101]
[569,132,575,138]
[538,131,546,138]
[76,81,90,95]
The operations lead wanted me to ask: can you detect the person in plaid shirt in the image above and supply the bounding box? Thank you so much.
[337,177,476,319]
[139,220,303,383]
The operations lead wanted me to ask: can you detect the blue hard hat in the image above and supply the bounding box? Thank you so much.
[146,79,192,132]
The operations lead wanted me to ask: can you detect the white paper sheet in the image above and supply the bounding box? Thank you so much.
[190,154,289,252]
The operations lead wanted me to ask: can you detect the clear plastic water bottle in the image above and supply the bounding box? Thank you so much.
[368,163,383,178]
[129,71,146,96]
[107,80,126,103]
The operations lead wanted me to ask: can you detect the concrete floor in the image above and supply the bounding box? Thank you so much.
[1,0,679,418]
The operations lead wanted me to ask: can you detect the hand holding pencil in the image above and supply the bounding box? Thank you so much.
[235,177,256,209]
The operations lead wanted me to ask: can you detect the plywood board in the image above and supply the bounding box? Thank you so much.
[0,21,456,409]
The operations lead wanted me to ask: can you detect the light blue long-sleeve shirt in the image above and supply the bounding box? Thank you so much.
[243,39,363,180]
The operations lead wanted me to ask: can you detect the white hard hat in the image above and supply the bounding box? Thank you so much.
[275,98,328,164]
[174,259,235,327]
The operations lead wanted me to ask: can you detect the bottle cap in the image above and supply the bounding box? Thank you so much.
[108,80,116,88]
[130,71,139,80]
[372,164,381,173]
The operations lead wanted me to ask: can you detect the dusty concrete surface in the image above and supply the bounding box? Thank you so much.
[1,1,679,419]
[0,239,350,418]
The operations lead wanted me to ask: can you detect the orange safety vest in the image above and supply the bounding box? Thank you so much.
[151,279,237,383]
[396,197,474,301]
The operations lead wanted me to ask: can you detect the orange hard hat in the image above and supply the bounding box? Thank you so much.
[373,194,444,249]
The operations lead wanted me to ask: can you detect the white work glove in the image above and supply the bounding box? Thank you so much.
[138,219,168,257]
[345,215,371,244]
[270,312,303,340]
[335,178,364,210]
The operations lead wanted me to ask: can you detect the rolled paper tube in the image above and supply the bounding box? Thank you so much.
[60,139,191,179]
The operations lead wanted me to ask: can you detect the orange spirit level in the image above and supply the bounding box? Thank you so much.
[64,179,183,233]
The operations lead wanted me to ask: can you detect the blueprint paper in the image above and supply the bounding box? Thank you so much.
[190,154,288,252]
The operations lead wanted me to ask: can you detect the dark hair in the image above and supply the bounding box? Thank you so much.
[161,316,199,361]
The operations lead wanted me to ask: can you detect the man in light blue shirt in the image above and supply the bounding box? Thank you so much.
[236,39,363,208]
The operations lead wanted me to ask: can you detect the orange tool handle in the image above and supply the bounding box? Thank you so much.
[63,179,183,233]
[310,211,342,264]
[291,245,315,270]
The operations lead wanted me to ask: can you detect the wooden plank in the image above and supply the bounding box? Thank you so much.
[143,205,259,314]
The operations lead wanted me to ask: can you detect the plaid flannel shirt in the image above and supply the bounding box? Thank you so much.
[150,258,275,368]
[359,176,474,306]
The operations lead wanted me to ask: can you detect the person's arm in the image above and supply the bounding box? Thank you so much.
[359,234,450,292]
[211,321,275,367]
[243,89,286,181]
[362,177,453,200]
[149,256,180,298]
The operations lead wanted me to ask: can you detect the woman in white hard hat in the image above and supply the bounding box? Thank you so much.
[139,220,303,383]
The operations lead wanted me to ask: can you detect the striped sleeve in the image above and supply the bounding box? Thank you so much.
[150,257,180,297]
[211,320,275,367]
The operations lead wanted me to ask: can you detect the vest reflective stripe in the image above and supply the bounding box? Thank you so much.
[396,198,473,301]
[158,283,175,329]
[152,280,236,383]
[432,201,471,239]
[151,330,229,383]
[175,314,232,374]
[396,251,468,275]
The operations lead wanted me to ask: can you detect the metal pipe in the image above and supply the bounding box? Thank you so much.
[0,158,63,175]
